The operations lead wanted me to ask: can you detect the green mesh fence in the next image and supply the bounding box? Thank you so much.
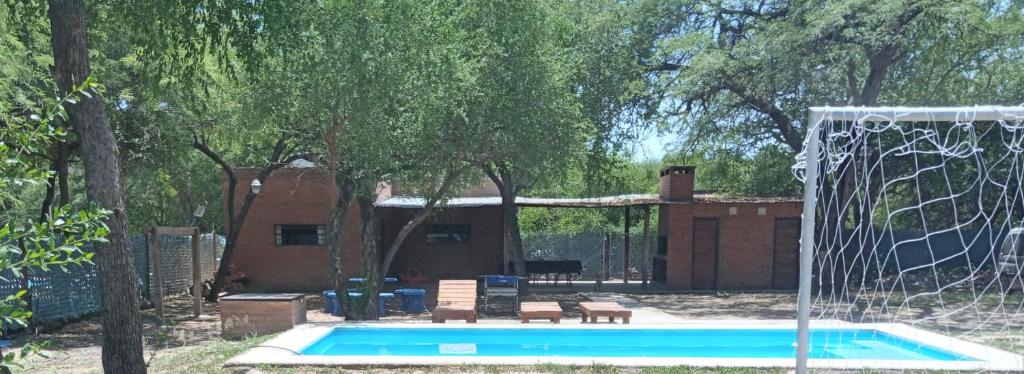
[522,232,649,280]
[0,233,223,327]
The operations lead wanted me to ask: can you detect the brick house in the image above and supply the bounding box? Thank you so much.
[653,166,803,289]
[226,164,801,291]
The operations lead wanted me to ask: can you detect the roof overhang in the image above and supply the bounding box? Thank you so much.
[373,194,800,209]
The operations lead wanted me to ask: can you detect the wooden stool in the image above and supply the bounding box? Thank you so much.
[579,302,631,324]
[520,302,562,323]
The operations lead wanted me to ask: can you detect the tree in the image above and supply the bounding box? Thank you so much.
[456,0,587,275]
[194,135,310,302]
[47,0,146,372]
[647,0,1024,154]
[1,16,109,369]
[641,0,1024,286]
[638,0,1024,252]
[295,0,478,318]
[558,0,665,193]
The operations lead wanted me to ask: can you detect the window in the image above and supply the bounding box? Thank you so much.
[275,224,325,246]
[426,224,471,244]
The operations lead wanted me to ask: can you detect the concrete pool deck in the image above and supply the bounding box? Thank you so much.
[224,319,1024,371]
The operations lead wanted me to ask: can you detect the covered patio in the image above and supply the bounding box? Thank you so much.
[375,193,662,288]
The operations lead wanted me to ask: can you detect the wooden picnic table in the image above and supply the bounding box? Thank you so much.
[520,302,562,323]
[579,301,631,324]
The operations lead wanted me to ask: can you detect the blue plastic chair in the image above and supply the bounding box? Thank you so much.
[344,291,394,316]
[322,290,342,316]
[378,292,395,316]
[394,288,427,313]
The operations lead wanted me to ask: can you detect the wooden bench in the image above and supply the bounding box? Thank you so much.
[579,301,631,324]
[520,302,562,323]
[432,280,478,323]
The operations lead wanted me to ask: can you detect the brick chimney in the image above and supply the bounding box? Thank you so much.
[659,166,696,202]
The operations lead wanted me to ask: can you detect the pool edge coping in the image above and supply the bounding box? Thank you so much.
[224,320,1024,371]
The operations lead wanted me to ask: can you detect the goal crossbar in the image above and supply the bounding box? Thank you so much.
[808,105,1024,122]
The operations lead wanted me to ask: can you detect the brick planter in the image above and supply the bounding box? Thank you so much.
[221,293,306,339]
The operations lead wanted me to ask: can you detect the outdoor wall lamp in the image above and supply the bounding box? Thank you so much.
[250,179,262,194]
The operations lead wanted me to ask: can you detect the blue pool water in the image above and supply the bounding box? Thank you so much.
[300,327,975,361]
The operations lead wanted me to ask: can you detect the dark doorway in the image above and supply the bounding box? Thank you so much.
[691,218,719,289]
[772,218,801,289]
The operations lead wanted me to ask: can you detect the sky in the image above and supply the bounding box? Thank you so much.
[631,129,676,162]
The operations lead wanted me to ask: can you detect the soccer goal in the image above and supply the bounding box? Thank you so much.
[793,106,1024,372]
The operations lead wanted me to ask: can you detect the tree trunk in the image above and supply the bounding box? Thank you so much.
[354,195,380,320]
[56,140,70,206]
[327,170,355,292]
[483,163,527,276]
[39,162,58,222]
[47,1,146,372]
[501,191,527,276]
[38,141,70,221]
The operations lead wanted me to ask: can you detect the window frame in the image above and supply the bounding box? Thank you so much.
[275,224,326,246]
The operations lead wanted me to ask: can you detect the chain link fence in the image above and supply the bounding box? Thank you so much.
[0,233,223,327]
[522,232,651,280]
[143,234,223,301]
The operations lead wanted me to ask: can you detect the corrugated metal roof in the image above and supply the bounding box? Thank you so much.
[374,196,503,208]
[375,194,663,208]
[374,193,800,209]
[374,193,799,208]
[692,194,802,204]
[374,192,802,208]
[516,194,660,207]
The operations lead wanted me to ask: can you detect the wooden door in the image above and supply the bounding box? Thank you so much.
[691,218,719,289]
[772,218,801,289]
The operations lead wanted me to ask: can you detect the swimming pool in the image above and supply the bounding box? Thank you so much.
[226,322,1024,371]
[301,326,969,361]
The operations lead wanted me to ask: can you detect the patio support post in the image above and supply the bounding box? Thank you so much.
[147,226,163,325]
[641,205,651,289]
[191,227,202,317]
[211,232,218,277]
[796,110,823,374]
[603,232,610,282]
[623,206,630,283]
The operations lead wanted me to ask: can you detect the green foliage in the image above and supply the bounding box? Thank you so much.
[0,72,110,369]
[648,0,1024,195]
[520,159,660,234]
[664,145,801,197]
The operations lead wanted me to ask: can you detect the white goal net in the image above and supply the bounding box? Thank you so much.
[793,106,1024,372]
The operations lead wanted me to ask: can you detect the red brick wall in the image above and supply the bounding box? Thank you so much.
[379,206,504,280]
[227,168,364,291]
[659,201,803,289]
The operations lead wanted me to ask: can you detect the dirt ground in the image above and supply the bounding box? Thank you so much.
[630,292,798,320]
[12,290,590,373]
[11,289,1024,373]
[15,294,226,374]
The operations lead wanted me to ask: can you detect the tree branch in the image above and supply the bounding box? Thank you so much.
[721,80,803,152]
[482,163,504,192]
[380,166,463,276]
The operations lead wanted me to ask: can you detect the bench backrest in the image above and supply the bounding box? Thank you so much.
[437,280,477,307]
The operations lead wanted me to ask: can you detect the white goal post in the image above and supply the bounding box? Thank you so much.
[795,106,1024,373]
